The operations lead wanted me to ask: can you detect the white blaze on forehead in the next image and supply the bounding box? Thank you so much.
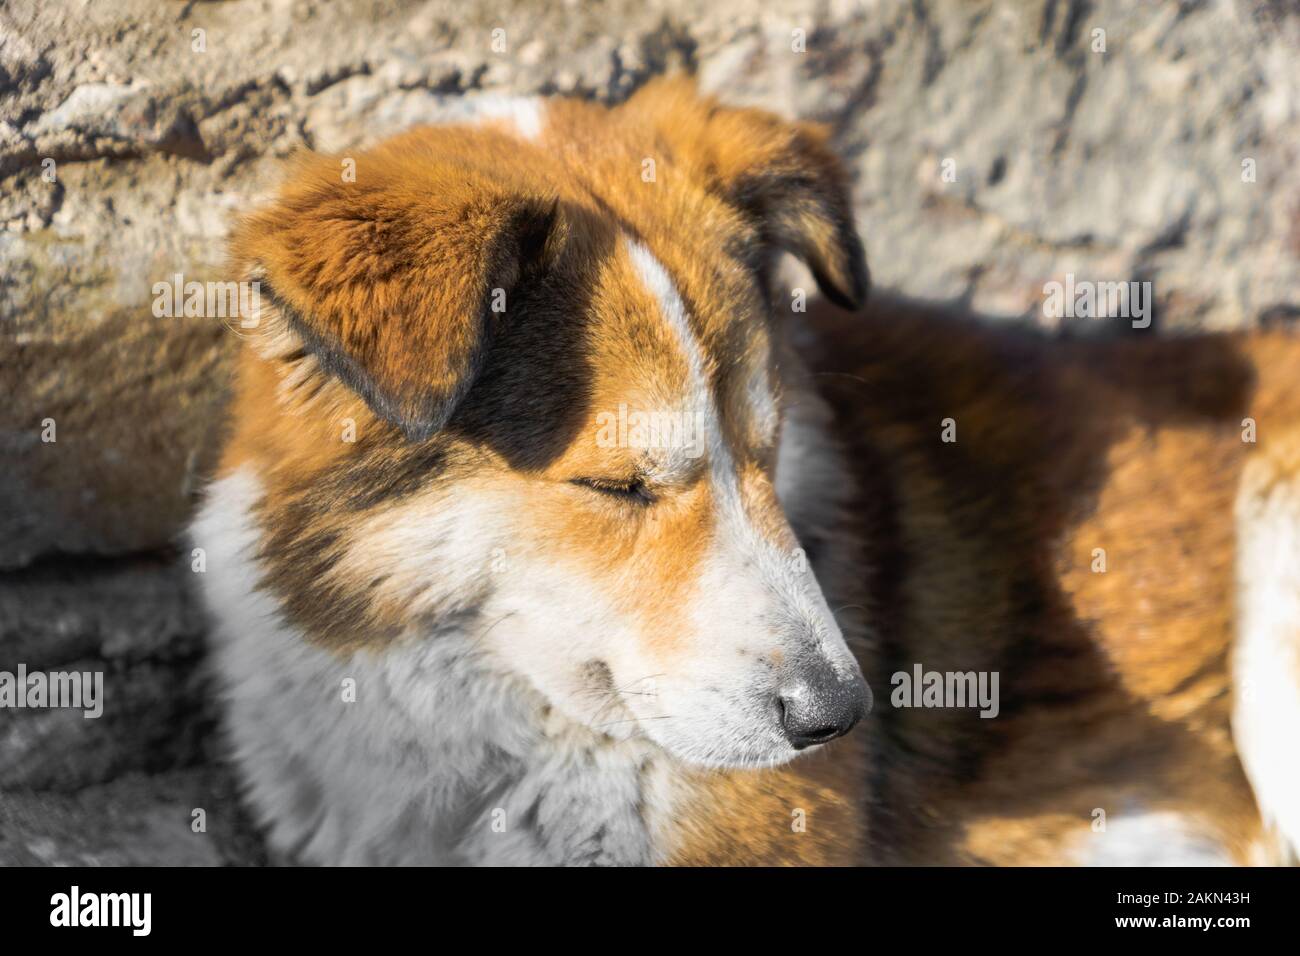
[624,237,779,455]
[625,237,727,484]
[625,239,711,409]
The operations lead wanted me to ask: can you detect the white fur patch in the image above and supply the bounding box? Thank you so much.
[624,237,716,484]
[625,240,709,395]
[1234,454,1300,860]
[458,94,545,141]
[1078,809,1234,866]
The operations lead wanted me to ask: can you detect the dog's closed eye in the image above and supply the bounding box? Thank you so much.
[569,476,656,506]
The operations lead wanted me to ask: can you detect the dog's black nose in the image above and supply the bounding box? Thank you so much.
[777,661,870,749]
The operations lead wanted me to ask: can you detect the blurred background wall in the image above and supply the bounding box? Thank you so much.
[1,0,1297,863]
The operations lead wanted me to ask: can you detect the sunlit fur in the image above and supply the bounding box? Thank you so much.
[196,79,1300,866]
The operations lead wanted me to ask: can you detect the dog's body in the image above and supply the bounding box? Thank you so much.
[801,299,1300,865]
[193,81,1300,865]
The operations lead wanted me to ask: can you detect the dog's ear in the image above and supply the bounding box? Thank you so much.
[629,78,869,311]
[232,142,560,441]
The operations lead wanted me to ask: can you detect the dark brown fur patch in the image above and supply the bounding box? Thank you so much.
[787,294,1300,864]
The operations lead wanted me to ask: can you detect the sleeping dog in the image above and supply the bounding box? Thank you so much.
[193,77,1300,865]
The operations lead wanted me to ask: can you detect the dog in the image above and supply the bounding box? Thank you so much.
[192,77,1300,865]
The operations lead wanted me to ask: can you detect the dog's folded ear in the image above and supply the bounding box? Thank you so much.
[232,142,560,441]
[628,78,869,311]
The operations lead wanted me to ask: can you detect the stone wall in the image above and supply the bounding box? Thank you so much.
[2,0,1297,863]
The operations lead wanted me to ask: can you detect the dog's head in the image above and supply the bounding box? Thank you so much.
[227,78,871,768]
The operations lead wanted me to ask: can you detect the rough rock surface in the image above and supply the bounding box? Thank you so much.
[1,0,1297,864]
